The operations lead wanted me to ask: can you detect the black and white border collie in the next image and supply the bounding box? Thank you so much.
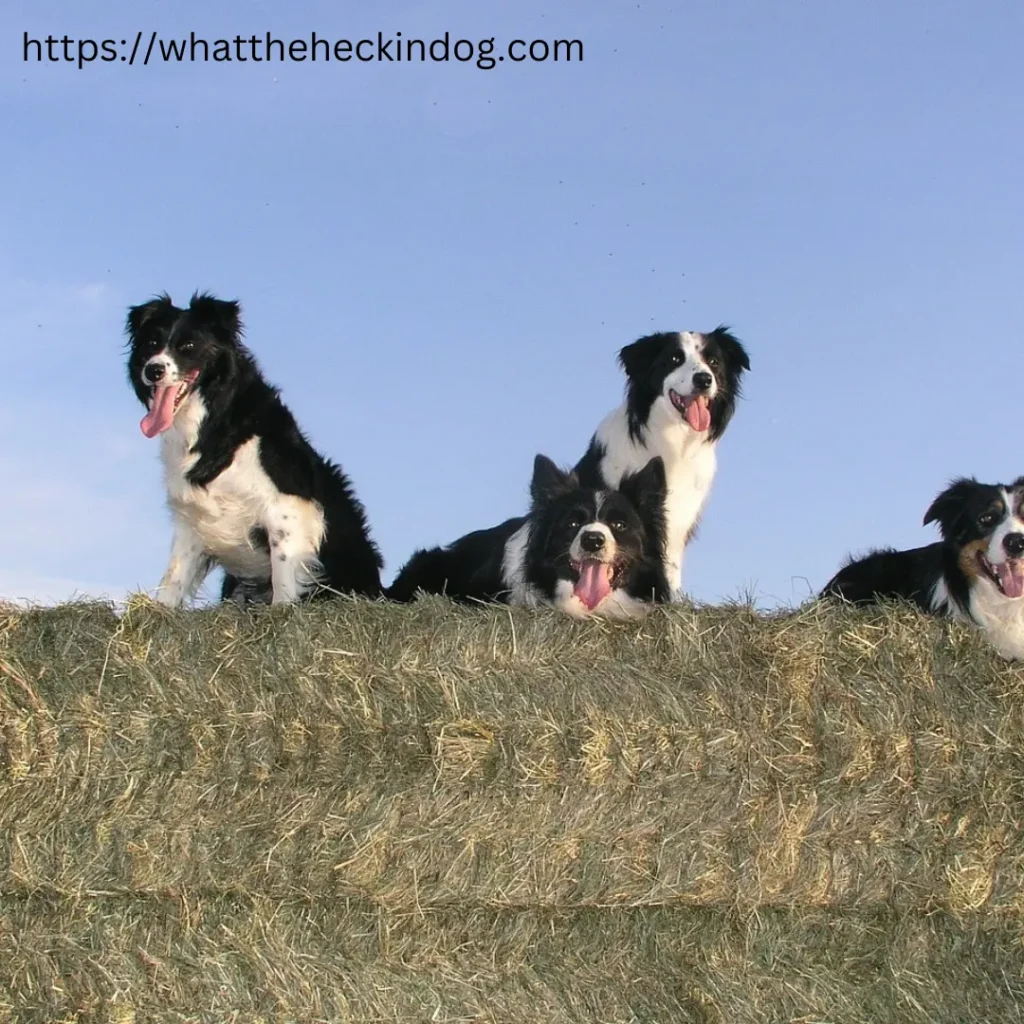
[387,454,671,618]
[575,328,750,598]
[126,292,383,606]
[821,476,1024,660]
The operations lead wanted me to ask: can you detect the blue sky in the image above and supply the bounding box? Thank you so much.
[2,0,1022,607]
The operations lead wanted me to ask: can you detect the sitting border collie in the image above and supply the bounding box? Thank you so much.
[575,328,750,598]
[126,291,383,606]
[387,454,670,618]
[821,476,1024,660]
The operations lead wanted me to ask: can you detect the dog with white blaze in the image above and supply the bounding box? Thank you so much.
[575,327,750,598]
[823,476,1024,661]
[387,454,671,619]
[126,291,382,607]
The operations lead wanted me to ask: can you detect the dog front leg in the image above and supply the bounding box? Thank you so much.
[666,552,686,602]
[155,519,211,607]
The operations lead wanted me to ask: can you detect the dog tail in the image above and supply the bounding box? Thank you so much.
[386,547,459,602]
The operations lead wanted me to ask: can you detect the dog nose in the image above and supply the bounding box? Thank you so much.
[580,530,606,553]
[1003,533,1024,557]
[144,363,166,384]
[692,371,713,392]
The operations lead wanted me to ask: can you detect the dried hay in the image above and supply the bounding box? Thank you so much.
[2,596,1023,1022]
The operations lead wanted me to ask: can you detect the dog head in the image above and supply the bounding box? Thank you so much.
[126,292,244,438]
[526,454,669,616]
[925,477,1024,600]
[618,327,749,441]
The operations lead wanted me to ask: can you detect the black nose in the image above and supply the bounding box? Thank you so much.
[1004,533,1024,557]
[580,530,605,553]
[144,363,166,384]
[692,371,713,392]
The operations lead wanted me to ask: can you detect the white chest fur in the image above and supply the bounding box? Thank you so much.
[155,395,325,604]
[593,404,717,594]
[967,586,1024,660]
[161,427,278,579]
[931,578,1024,661]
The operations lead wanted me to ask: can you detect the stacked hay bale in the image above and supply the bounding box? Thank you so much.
[2,597,1024,1022]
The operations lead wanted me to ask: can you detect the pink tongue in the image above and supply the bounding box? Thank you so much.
[140,385,179,438]
[1001,561,1024,599]
[574,562,613,610]
[685,395,711,432]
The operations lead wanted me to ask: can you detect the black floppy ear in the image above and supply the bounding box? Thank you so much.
[530,454,577,505]
[188,291,243,344]
[618,334,667,382]
[923,478,977,536]
[709,325,751,373]
[125,293,174,342]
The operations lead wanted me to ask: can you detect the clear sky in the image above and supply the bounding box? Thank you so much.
[2,0,1022,608]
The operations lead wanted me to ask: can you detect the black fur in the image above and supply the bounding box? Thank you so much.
[820,543,953,612]
[821,476,1024,620]
[623,326,749,445]
[575,326,750,484]
[387,455,671,611]
[126,291,383,601]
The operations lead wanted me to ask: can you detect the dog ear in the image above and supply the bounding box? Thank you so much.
[618,457,668,544]
[709,325,751,373]
[530,454,577,505]
[618,456,666,511]
[125,294,175,341]
[188,292,243,344]
[618,334,668,381]
[923,478,978,537]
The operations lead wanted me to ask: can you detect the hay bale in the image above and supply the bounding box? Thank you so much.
[2,597,1024,1021]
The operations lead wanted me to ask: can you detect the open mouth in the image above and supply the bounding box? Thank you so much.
[139,371,199,438]
[570,558,622,611]
[977,552,1024,599]
[668,390,711,432]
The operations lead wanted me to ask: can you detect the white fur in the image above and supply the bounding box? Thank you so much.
[551,579,651,620]
[928,577,952,616]
[931,576,1024,661]
[501,522,538,606]
[153,390,326,607]
[965,585,1024,661]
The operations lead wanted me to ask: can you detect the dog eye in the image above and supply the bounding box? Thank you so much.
[706,356,719,368]
[979,512,998,527]
[609,520,627,533]
[180,341,194,352]
[668,353,683,366]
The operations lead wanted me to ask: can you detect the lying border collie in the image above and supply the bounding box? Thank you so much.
[126,291,383,606]
[821,476,1024,660]
[575,328,750,598]
[387,454,670,618]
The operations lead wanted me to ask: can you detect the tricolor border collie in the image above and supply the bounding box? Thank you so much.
[821,476,1024,660]
[126,291,383,606]
[575,327,750,597]
[387,454,671,618]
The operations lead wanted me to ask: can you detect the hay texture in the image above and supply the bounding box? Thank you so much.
[2,596,1024,1023]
